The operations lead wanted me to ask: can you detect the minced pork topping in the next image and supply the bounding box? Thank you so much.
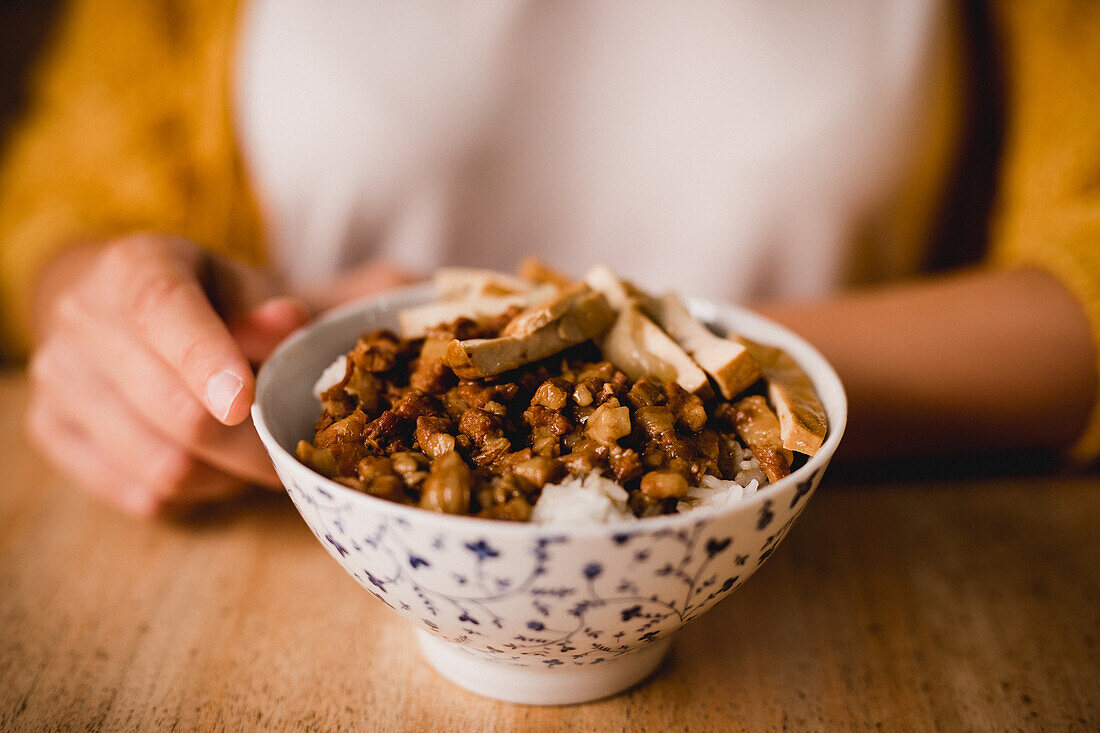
[296,263,826,521]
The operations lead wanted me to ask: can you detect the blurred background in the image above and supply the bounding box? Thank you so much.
[0,0,61,171]
[0,0,62,363]
[0,0,1006,364]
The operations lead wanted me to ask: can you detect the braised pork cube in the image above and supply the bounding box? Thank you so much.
[419,451,473,514]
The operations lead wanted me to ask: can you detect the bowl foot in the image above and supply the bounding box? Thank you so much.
[415,630,672,705]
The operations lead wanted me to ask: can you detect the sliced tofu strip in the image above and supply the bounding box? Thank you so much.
[444,290,615,378]
[741,339,828,456]
[398,284,557,339]
[433,267,538,299]
[583,263,635,310]
[518,257,576,290]
[584,265,711,396]
[502,284,590,339]
[600,303,711,395]
[648,293,761,400]
[731,395,792,483]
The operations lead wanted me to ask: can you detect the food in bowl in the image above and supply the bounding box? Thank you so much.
[295,262,827,522]
[253,278,846,705]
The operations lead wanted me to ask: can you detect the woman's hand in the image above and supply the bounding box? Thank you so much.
[26,234,309,517]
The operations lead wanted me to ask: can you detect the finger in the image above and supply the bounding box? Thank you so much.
[35,328,279,488]
[30,404,245,517]
[33,341,220,495]
[29,351,249,510]
[27,399,164,517]
[29,378,248,511]
[98,239,254,425]
[228,296,311,363]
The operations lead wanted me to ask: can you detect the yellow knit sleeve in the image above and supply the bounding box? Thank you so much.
[988,2,1100,462]
[0,0,263,361]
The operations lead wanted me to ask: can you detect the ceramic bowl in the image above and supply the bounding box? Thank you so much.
[252,284,846,705]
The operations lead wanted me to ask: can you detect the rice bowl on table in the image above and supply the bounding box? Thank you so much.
[251,262,847,704]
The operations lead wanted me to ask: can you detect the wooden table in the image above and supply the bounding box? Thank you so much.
[1,369,1097,731]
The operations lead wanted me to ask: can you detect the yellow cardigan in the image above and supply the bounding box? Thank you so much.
[2,0,1099,460]
[0,0,265,358]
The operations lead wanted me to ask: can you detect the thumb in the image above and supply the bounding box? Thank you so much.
[228,296,311,363]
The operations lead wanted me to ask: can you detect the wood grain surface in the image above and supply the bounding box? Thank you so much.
[1,370,1097,732]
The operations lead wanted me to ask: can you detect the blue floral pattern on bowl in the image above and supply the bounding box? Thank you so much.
[277,462,826,669]
[253,284,846,699]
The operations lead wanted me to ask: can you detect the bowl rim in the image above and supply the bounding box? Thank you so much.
[253,283,848,536]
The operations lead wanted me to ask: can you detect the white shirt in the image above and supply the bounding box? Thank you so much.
[236,0,955,302]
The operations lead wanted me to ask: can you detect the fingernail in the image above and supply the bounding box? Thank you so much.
[205,369,244,422]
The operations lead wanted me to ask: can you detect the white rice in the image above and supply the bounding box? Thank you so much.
[530,472,635,525]
[313,356,348,399]
[532,441,768,524]
[676,440,767,514]
[676,474,760,512]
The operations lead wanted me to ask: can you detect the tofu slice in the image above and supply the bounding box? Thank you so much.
[583,263,636,309]
[600,303,711,395]
[731,395,792,483]
[584,265,711,396]
[501,284,589,339]
[433,267,537,299]
[397,284,558,339]
[444,290,615,378]
[648,293,760,400]
[741,339,828,456]
[518,257,576,290]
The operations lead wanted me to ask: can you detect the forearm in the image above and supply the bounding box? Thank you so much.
[756,268,1096,460]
